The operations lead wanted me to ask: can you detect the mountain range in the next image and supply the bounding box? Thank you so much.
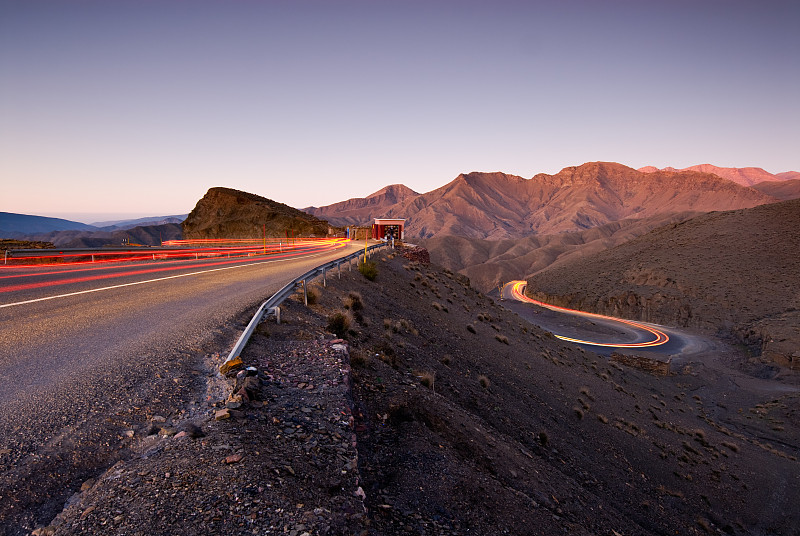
[637,163,799,186]
[308,162,790,240]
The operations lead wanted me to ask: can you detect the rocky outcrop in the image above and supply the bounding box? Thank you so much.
[183,187,334,239]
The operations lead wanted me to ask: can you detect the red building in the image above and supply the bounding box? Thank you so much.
[372,218,405,240]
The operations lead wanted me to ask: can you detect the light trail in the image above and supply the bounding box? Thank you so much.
[0,243,348,309]
[0,239,347,295]
[507,280,669,348]
[2,237,346,267]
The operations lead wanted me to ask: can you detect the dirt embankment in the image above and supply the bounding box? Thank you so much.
[293,249,799,535]
[31,248,800,536]
[527,199,800,369]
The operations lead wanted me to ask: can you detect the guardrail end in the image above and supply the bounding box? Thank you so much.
[220,356,243,375]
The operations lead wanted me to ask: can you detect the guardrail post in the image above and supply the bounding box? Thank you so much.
[92,254,95,263]
[322,268,326,287]
[4,250,7,264]
[302,280,307,306]
[268,306,281,324]
[338,262,341,279]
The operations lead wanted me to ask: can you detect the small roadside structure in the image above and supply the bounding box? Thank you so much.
[372,218,405,240]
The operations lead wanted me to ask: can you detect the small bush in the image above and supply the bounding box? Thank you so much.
[538,431,548,446]
[432,302,443,311]
[573,407,585,419]
[597,414,609,424]
[327,311,352,337]
[350,349,368,368]
[359,261,378,281]
[441,354,452,365]
[478,375,490,389]
[495,334,509,345]
[417,371,435,389]
[305,285,320,305]
[344,291,363,311]
[466,324,477,334]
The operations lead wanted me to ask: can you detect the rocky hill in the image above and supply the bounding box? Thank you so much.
[309,162,778,240]
[638,164,796,187]
[183,187,334,239]
[526,198,800,369]
[304,184,418,226]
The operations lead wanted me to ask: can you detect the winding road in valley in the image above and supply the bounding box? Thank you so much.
[501,280,696,358]
[0,239,359,536]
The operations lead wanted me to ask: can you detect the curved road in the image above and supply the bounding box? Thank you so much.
[501,280,694,357]
[0,240,360,535]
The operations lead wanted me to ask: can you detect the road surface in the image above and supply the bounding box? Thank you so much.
[0,240,359,535]
[500,280,700,358]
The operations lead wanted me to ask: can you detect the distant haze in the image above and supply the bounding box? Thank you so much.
[1,1,798,218]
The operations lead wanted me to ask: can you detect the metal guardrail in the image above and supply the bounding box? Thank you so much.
[221,241,388,370]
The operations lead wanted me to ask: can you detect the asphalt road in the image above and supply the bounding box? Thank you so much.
[500,280,696,359]
[0,241,362,535]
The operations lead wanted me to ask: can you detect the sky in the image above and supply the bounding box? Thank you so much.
[1,0,798,223]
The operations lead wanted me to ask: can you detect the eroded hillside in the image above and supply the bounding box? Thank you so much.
[526,199,800,369]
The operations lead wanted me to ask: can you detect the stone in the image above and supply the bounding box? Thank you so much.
[214,409,231,420]
[151,415,166,423]
[225,453,243,464]
[180,422,205,438]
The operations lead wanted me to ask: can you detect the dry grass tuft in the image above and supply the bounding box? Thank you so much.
[478,375,490,389]
[417,371,435,389]
[327,311,353,338]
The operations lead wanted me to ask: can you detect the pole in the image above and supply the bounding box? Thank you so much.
[263,224,266,255]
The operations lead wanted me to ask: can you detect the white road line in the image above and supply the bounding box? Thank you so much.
[0,251,335,309]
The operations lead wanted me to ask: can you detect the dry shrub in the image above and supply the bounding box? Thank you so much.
[441,354,452,365]
[359,261,378,281]
[495,334,509,345]
[327,311,353,338]
[466,324,477,334]
[478,375,490,389]
[344,291,364,311]
[417,371,435,389]
[350,349,368,368]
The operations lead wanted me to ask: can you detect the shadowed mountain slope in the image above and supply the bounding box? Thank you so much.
[183,187,333,239]
[422,212,699,293]
[526,198,800,369]
[751,179,800,201]
[0,212,96,237]
[19,223,184,248]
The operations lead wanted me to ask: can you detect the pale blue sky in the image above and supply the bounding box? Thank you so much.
[2,0,798,222]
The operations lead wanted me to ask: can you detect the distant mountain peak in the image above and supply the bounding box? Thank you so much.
[638,164,793,187]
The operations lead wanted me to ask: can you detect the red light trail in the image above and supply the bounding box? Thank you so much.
[0,238,347,295]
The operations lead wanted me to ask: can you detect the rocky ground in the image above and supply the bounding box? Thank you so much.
[25,247,800,536]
